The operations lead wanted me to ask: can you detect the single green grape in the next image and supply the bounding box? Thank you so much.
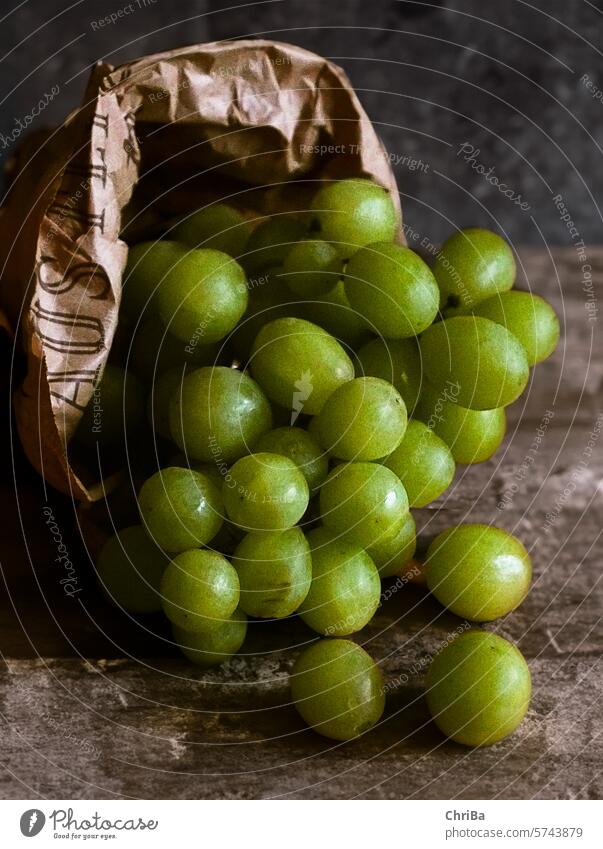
[122,240,186,317]
[434,227,516,309]
[315,377,407,462]
[282,239,343,297]
[310,179,397,256]
[367,511,416,578]
[345,242,440,338]
[383,419,455,507]
[171,204,251,257]
[169,366,272,463]
[228,267,294,361]
[290,639,385,740]
[419,316,529,410]
[244,216,306,273]
[173,610,247,666]
[129,314,219,381]
[157,248,248,344]
[300,280,369,350]
[415,383,506,464]
[320,462,409,547]
[147,366,185,440]
[254,426,329,494]
[160,549,240,632]
[223,453,310,531]
[471,291,560,366]
[95,525,168,613]
[75,365,144,446]
[233,527,312,618]
[299,528,381,635]
[250,317,355,414]
[425,630,531,746]
[426,524,532,621]
[138,467,224,553]
[356,336,423,414]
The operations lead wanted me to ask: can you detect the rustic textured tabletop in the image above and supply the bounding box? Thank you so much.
[1,247,601,799]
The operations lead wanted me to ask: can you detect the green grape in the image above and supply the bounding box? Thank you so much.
[299,529,380,635]
[434,227,516,309]
[367,510,416,577]
[129,314,219,381]
[254,426,329,494]
[315,377,407,462]
[96,525,167,613]
[290,639,385,740]
[173,610,247,666]
[223,453,310,531]
[419,316,529,410]
[425,630,531,746]
[310,179,397,257]
[122,240,186,317]
[300,280,370,349]
[244,217,306,273]
[356,336,423,413]
[171,204,251,257]
[147,367,185,440]
[282,239,343,297]
[320,462,409,547]
[228,267,293,361]
[251,317,355,414]
[345,243,440,338]
[138,467,224,553]
[233,527,312,618]
[157,248,248,344]
[75,364,144,446]
[415,383,506,464]
[426,524,532,621]
[471,291,560,366]
[384,419,455,507]
[169,366,272,463]
[160,549,240,632]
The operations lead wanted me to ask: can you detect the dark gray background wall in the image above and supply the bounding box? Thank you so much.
[1,0,601,246]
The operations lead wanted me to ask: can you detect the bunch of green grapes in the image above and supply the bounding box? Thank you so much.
[85,180,558,744]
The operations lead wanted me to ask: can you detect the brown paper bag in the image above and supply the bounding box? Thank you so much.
[0,39,402,503]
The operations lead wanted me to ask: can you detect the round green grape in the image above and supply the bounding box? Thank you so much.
[300,280,369,349]
[75,365,144,446]
[384,419,455,507]
[169,366,272,463]
[415,383,506,464]
[173,610,247,666]
[299,529,380,635]
[251,317,355,414]
[96,525,168,613]
[315,377,407,462]
[291,639,385,740]
[356,336,423,413]
[320,462,409,547]
[255,426,329,494]
[434,227,516,309]
[157,248,248,344]
[419,316,529,410]
[138,467,224,553]
[122,240,186,317]
[367,511,416,578]
[310,179,397,256]
[147,366,185,440]
[244,216,306,273]
[160,549,240,632]
[345,242,440,338]
[233,527,312,618]
[283,239,343,297]
[171,204,251,257]
[425,630,531,746]
[223,453,310,531]
[426,524,532,621]
[471,291,560,366]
